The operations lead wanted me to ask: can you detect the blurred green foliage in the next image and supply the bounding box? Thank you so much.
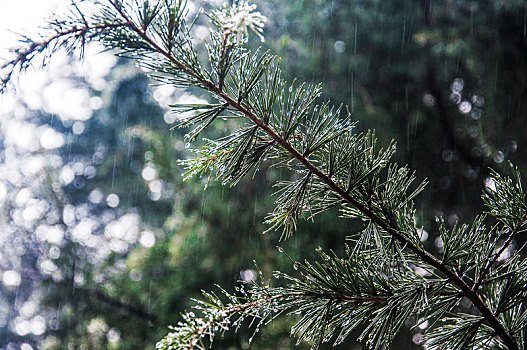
[2,0,527,349]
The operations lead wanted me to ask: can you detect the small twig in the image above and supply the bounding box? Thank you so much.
[1,22,130,91]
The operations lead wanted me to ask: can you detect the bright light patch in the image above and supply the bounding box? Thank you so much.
[105,214,139,243]
[15,319,30,336]
[0,182,6,204]
[149,180,163,194]
[240,269,256,282]
[142,164,157,181]
[60,167,75,185]
[5,121,39,151]
[63,204,76,226]
[3,270,21,287]
[40,259,58,275]
[40,127,65,150]
[417,228,428,242]
[139,230,156,248]
[21,344,33,350]
[172,94,209,122]
[15,188,31,206]
[72,121,85,135]
[43,81,92,121]
[88,188,104,204]
[22,205,41,222]
[107,328,121,343]
[30,315,46,336]
[484,177,497,192]
[84,165,97,179]
[21,156,44,176]
[72,219,97,243]
[90,96,103,109]
[47,225,65,245]
[417,319,429,330]
[106,193,120,208]
[153,84,176,106]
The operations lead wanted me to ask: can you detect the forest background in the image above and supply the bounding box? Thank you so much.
[0,0,526,349]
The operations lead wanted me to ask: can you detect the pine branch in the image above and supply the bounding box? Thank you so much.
[110,15,518,346]
[474,166,527,291]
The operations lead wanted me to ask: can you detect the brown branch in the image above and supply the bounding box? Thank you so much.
[102,3,520,348]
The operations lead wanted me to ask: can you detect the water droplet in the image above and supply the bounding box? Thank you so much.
[293,262,300,270]
[493,151,504,164]
[470,109,482,120]
[277,246,284,253]
[451,78,464,93]
[334,40,346,53]
[423,93,436,107]
[441,149,454,162]
[459,101,472,114]
[484,177,497,192]
[471,94,484,107]
[185,142,191,149]
[449,92,462,104]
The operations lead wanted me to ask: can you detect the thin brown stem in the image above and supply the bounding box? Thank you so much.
[107,3,519,348]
